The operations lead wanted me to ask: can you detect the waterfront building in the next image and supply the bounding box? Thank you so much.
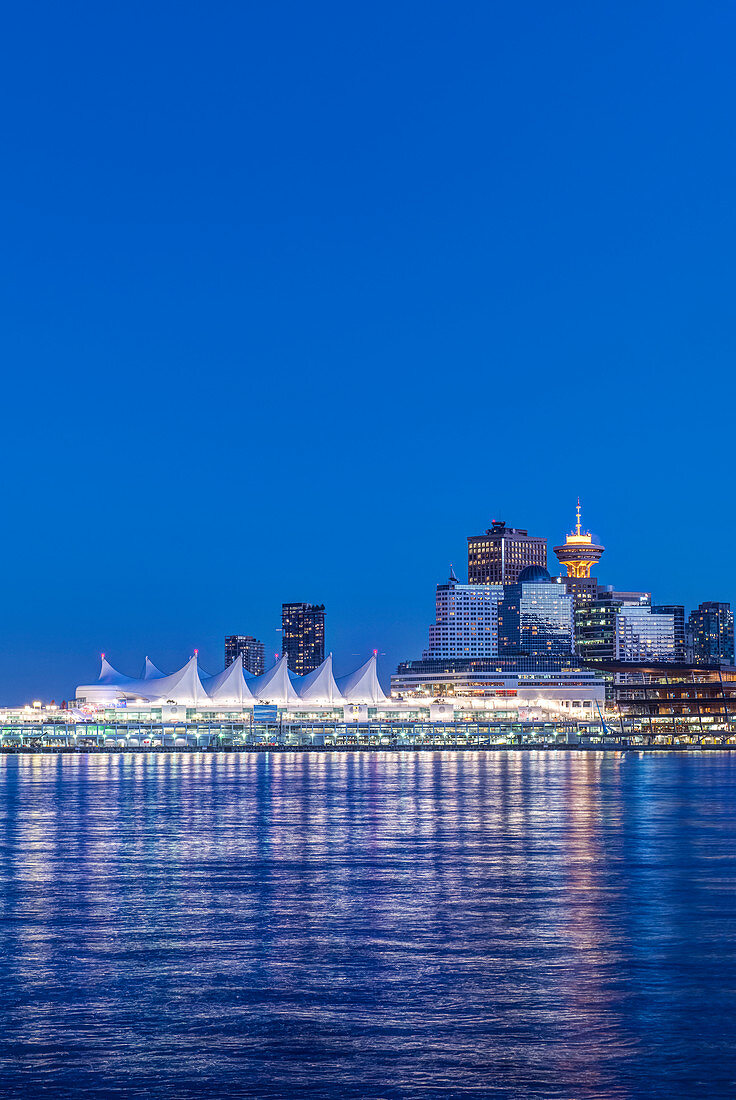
[224,634,265,675]
[584,660,736,739]
[497,565,575,662]
[576,599,675,663]
[651,605,686,662]
[391,659,604,715]
[282,602,325,675]
[423,567,503,659]
[75,651,385,708]
[553,500,605,606]
[467,521,546,585]
[688,602,735,666]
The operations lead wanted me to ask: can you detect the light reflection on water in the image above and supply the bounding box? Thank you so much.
[0,751,735,1097]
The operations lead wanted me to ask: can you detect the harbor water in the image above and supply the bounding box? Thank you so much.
[0,751,734,1097]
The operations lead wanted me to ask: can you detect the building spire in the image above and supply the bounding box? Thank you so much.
[576,497,582,538]
[449,563,458,583]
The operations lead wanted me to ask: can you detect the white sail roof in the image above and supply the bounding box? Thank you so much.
[143,657,165,680]
[298,654,344,704]
[205,655,255,704]
[336,654,386,704]
[98,656,134,685]
[108,656,211,705]
[249,655,301,704]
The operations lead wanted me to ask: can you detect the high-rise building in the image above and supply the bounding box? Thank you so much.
[224,635,265,675]
[576,599,675,663]
[688,602,735,666]
[467,521,546,585]
[553,501,605,606]
[498,565,575,662]
[281,603,325,675]
[423,567,503,659]
[651,605,686,662]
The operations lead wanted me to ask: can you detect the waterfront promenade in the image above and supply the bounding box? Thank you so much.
[0,717,734,752]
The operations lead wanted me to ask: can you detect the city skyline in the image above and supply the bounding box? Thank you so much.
[7,500,734,705]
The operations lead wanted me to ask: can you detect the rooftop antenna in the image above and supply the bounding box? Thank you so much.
[576,497,582,537]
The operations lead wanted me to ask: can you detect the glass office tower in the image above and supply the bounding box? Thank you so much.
[498,565,575,662]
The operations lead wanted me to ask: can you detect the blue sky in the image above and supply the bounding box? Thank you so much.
[1,2,734,702]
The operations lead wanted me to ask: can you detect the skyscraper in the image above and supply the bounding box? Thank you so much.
[497,565,575,662]
[224,635,265,675]
[553,501,605,606]
[688,602,735,666]
[467,521,546,585]
[423,567,503,659]
[281,603,325,675]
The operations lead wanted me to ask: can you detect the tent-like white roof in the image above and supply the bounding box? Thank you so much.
[205,655,255,704]
[298,654,344,704]
[122,656,211,705]
[142,657,165,680]
[336,654,386,704]
[249,655,301,704]
[98,657,135,685]
[78,652,388,709]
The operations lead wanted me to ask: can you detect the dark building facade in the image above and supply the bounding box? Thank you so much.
[282,603,325,675]
[575,601,619,663]
[688,602,735,666]
[224,635,265,675]
[467,521,547,585]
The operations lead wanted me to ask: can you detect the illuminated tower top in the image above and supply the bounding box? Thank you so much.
[553,500,605,578]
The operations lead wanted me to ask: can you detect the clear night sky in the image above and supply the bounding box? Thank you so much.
[1,2,734,704]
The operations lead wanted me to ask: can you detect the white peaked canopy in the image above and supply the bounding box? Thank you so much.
[143,657,165,680]
[249,655,301,704]
[125,656,211,705]
[205,654,255,704]
[336,654,386,704]
[298,654,344,704]
[98,657,135,685]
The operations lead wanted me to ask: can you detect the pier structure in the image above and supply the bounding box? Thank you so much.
[0,714,735,752]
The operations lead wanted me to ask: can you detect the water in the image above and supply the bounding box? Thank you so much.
[0,751,734,1098]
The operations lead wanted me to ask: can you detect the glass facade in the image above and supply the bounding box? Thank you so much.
[576,601,675,663]
[651,605,685,662]
[499,579,575,662]
[616,606,675,662]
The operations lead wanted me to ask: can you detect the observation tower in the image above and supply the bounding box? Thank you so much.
[553,501,604,604]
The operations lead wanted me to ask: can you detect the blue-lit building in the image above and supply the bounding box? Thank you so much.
[498,565,575,664]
